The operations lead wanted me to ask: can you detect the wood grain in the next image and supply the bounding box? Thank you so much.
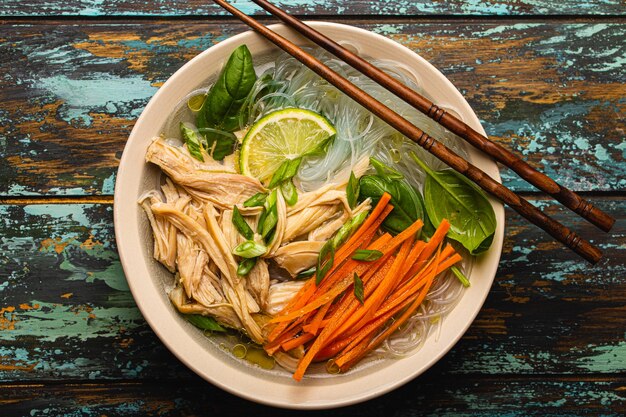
[1,0,625,17]
[1,198,623,383]
[0,21,624,196]
[1,376,626,416]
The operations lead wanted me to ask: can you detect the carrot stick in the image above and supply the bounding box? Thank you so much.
[281,332,315,352]
[270,236,395,325]
[313,232,392,296]
[323,255,397,342]
[396,241,426,287]
[271,196,392,328]
[334,295,413,368]
[335,192,391,256]
[335,239,412,337]
[360,238,413,323]
[302,302,332,335]
[407,219,450,276]
[378,219,423,254]
[338,246,443,371]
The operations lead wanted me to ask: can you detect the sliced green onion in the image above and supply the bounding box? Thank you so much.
[353,273,364,304]
[232,206,254,240]
[180,122,204,162]
[346,170,359,209]
[370,156,403,180]
[351,249,383,262]
[331,210,368,249]
[281,180,298,206]
[268,157,302,188]
[296,266,316,280]
[266,188,278,207]
[237,257,257,276]
[260,204,278,240]
[268,159,289,188]
[316,240,335,285]
[451,265,471,288]
[233,240,267,258]
[185,314,226,332]
[282,157,302,181]
[243,192,267,208]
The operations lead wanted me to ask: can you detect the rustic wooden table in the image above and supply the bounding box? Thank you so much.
[1,1,625,415]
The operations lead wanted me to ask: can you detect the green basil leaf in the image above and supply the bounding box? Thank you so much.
[180,122,204,162]
[351,249,383,262]
[353,273,364,304]
[295,266,316,280]
[411,152,496,255]
[185,314,226,332]
[358,175,424,235]
[233,240,267,258]
[370,156,403,180]
[232,206,254,240]
[316,240,335,285]
[196,45,257,159]
[237,257,257,276]
[243,192,268,208]
[197,128,237,161]
[346,171,359,209]
[281,180,298,206]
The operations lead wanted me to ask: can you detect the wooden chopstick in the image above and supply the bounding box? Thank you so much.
[251,0,615,234]
[213,0,602,264]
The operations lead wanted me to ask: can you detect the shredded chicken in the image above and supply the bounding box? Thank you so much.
[146,138,266,209]
[141,138,372,345]
[273,241,325,276]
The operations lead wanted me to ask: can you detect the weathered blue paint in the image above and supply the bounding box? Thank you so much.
[1,22,623,196]
[2,0,625,17]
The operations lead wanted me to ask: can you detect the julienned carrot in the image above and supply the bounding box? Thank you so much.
[269,198,394,337]
[333,295,412,368]
[335,193,391,256]
[372,246,459,321]
[396,241,426,288]
[336,247,443,371]
[269,251,390,325]
[407,219,450,277]
[269,215,466,380]
[319,248,459,362]
[313,232,392,297]
[302,301,331,335]
[281,332,315,352]
[334,239,412,337]
[358,238,414,326]
[315,290,409,360]
[270,234,395,325]
[322,255,397,344]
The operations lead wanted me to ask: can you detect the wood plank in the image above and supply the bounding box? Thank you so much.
[1,21,624,196]
[1,0,625,17]
[1,377,625,416]
[0,198,624,382]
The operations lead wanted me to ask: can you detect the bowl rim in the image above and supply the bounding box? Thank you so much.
[114,21,504,409]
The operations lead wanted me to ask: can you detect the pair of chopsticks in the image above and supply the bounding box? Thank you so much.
[214,0,614,263]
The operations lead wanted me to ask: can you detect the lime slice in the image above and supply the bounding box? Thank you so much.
[239,108,336,183]
[187,94,206,112]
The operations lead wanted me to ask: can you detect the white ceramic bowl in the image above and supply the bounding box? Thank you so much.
[114,22,504,409]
